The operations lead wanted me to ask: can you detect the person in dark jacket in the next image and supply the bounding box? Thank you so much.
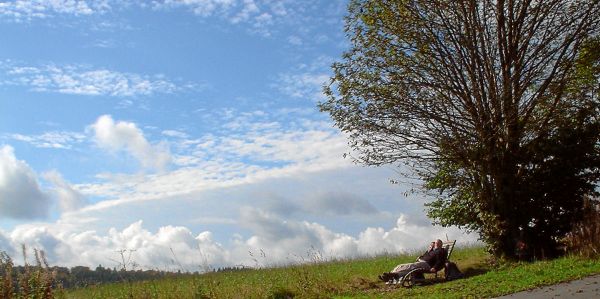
[378,239,447,283]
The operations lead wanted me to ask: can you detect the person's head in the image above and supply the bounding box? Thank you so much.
[434,239,443,248]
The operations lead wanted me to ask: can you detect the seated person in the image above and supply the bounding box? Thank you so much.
[379,239,447,283]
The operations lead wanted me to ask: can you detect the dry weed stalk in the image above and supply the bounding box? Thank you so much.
[0,245,58,299]
[0,251,14,298]
[564,198,600,258]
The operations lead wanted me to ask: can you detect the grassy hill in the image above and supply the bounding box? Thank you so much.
[62,246,600,298]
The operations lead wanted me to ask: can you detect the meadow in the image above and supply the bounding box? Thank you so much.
[58,245,600,299]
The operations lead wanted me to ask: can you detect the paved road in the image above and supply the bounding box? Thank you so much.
[495,274,600,298]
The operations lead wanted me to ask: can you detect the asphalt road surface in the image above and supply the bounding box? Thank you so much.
[495,274,600,298]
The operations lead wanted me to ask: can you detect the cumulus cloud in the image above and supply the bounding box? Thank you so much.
[0,145,50,219]
[9,225,63,258]
[90,115,171,171]
[239,207,354,264]
[239,209,476,265]
[356,214,467,254]
[42,170,87,212]
[3,220,225,270]
[0,230,13,255]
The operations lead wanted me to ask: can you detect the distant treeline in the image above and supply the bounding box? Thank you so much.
[1,265,192,289]
[1,264,255,289]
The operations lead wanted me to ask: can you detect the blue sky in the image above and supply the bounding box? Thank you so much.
[0,0,475,271]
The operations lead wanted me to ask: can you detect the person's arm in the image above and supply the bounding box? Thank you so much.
[418,243,435,261]
[430,249,447,272]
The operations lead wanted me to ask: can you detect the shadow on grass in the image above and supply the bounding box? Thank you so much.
[462,267,489,278]
[347,276,380,291]
[391,267,491,289]
[351,261,492,293]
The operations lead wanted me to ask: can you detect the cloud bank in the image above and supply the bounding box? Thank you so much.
[3,211,476,270]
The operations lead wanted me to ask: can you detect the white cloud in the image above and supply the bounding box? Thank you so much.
[59,108,352,215]
[242,210,475,264]
[162,130,189,139]
[276,56,335,101]
[3,220,227,270]
[0,136,476,269]
[152,0,331,37]
[55,164,460,266]
[277,72,329,100]
[73,121,350,209]
[355,214,458,254]
[90,39,117,48]
[2,64,183,97]
[230,0,258,24]
[287,35,303,46]
[0,230,12,255]
[0,108,471,270]
[42,170,87,212]
[0,1,345,41]
[6,131,85,149]
[0,0,110,21]
[211,127,348,165]
[90,115,171,171]
[153,0,236,17]
[9,225,63,258]
[0,145,50,219]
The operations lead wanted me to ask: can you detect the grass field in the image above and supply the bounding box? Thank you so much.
[61,246,600,299]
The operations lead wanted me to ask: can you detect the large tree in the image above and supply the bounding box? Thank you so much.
[320,0,600,259]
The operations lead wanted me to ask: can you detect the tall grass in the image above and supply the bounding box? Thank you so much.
[563,198,600,258]
[65,246,489,298]
[0,246,61,299]
[63,245,600,298]
[2,239,599,298]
